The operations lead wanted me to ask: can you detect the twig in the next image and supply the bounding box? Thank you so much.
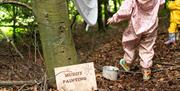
[18,84,27,91]
[9,40,24,59]
[38,48,44,61]
[34,29,37,62]
[0,80,37,86]
[118,70,141,74]
[0,29,24,59]
[70,12,79,31]
[0,54,26,56]
[43,74,47,91]
[155,62,177,66]
[21,87,33,91]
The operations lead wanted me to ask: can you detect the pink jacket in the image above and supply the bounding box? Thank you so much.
[112,0,165,34]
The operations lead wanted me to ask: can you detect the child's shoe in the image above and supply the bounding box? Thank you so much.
[119,59,130,72]
[165,33,176,45]
[142,68,151,81]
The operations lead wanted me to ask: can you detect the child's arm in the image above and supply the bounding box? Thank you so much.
[107,0,133,24]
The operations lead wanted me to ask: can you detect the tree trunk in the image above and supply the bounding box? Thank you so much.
[118,0,122,6]
[98,0,105,31]
[104,0,109,28]
[113,0,117,12]
[32,0,79,85]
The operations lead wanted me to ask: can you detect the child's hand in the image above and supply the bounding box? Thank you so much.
[107,17,114,24]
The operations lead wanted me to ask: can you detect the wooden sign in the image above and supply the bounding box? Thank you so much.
[54,62,97,91]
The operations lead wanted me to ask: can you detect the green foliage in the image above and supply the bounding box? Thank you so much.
[67,0,83,23]
[0,0,35,41]
[159,8,169,17]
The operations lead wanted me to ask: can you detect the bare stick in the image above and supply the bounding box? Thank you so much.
[18,84,27,91]
[43,74,47,91]
[0,29,24,59]
[0,80,36,86]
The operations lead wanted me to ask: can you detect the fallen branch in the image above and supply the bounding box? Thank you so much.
[0,80,37,86]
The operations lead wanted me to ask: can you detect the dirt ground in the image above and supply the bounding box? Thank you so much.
[0,19,180,90]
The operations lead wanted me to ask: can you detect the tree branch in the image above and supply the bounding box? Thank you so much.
[0,0,32,10]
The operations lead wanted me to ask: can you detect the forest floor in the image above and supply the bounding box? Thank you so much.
[0,19,180,91]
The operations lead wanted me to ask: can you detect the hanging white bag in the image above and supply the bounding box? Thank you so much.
[74,0,98,31]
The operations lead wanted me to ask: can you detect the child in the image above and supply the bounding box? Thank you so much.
[164,0,180,44]
[107,0,165,80]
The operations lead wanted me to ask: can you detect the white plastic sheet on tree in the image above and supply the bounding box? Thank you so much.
[74,0,98,31]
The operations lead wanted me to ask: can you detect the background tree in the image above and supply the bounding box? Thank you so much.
[98,0,105,31]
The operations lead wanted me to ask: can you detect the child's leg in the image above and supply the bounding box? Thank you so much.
[123,40,138,64]
[168,22,176,36]
[165,22,177,44]
[176,25,180,40]
[139,31,157,69]
[122,25,140,65]
[120,40,139,71]
[120,25,140,71]
[139,29,157,80]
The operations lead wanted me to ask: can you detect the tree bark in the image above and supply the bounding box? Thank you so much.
[98,0,105,31]
[104,0,109,28]
[118,0,122,6]
[113,0,117,12]
[32,0,79,85]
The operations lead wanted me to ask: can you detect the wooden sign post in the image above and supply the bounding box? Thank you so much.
[54,62,97,91]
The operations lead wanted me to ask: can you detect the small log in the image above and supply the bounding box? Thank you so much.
[0,80,37,86]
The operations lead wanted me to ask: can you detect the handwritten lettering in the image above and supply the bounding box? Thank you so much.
[65,71,82,77]
[63,77,87,83]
